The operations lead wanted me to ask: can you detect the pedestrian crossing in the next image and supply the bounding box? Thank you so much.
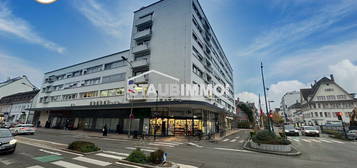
[147,141,183,148]
[221,136,245,143]
[24,147,198,168]
[287,137,346,145]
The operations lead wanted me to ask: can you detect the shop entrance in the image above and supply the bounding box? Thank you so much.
[149,118,202,136]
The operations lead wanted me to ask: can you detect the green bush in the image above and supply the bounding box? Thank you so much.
[252,130,291,145]
[68,141,100,153]
[148,149,164,164]
[126,148,147,164]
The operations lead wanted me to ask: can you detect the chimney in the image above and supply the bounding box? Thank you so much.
[330,74,334,81]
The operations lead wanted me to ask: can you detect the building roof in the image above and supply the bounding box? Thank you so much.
[300,75,353,102]
[0,90,39,104]
[0,76,23,88]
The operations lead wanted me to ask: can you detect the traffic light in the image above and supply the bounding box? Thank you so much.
[337,112,342,120]
[268,113,273,118]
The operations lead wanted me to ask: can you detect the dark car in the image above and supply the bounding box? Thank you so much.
[284,125,300,136]
[0,129,17,154]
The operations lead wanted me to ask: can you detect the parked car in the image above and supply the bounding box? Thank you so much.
[0,129,17,154]
[347,130,357,140]
[284,125,300,136]
[10,124,36,135]
[301,126,320,137]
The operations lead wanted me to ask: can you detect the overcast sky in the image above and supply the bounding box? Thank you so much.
[1,0,357,109]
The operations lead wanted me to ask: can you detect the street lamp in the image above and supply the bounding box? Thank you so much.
[122,56,134,138]
[260,62,272,132]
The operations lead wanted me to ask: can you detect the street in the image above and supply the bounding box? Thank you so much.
[1,129,357,168]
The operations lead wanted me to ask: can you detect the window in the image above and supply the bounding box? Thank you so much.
[100,88,125,97]
[192,65,203,77]
[53,84,63,91]
[72,70,82,77]
[317,96,326,101]
[325,88,334,92]
[57,74,65,80]
[63,94,77,101]
[84,78,100,86]
[80,91,98,98]
[337,95,347,100]
[324,112,327,117]
[315,112,318,117]
[320,112,323,117]
[326,95,336,100]
[104,60,126,70]
[102,73,126,83]
[85,65,102,74]
[51,95,61,102]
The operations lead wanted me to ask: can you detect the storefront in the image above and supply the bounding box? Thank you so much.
[32,100,225,136]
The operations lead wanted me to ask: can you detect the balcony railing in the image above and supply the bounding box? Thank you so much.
[136,15,153,27]
[132,43,150,55]
[132,58,150,68]
[134,29,152,41]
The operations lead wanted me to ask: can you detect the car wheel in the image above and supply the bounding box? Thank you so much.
[30,133,34,135]
[317,134,320,137]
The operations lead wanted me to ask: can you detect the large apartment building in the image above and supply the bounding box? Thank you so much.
[32,0,235,137]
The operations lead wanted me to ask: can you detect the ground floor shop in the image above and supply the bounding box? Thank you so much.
[32,101,229,136]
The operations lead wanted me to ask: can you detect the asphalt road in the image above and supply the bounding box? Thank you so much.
[1,129,357,168]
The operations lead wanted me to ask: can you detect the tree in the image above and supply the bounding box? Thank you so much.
[272,112,284,125]
[238,103,254,123]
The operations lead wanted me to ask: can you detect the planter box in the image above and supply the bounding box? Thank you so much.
[250,141,291,152]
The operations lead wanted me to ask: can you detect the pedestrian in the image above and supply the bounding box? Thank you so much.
[37,120,41,128]
[103,125,108,136]
[116,123,120,134]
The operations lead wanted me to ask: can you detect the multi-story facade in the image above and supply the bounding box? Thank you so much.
[280,91,300,122]
[32,0,234,136]
[300,75,357,126]
[0,90,39,124]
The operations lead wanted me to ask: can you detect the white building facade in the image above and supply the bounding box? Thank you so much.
[280,91,301,123]
[33,0,234,136]
[300,75,357,126]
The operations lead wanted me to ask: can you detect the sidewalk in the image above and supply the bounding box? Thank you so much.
[36,128,245,142]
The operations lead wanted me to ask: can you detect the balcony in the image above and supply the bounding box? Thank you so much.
[136,15,153,27]
[132,43,150,55]
[134,29,152,41]
[132,58,150,68]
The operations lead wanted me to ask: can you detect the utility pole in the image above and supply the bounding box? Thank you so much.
[122,56,134,138]
[261,62,272,132]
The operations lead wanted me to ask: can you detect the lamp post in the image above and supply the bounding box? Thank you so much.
[122,56,134,138]
[260,62,272,132]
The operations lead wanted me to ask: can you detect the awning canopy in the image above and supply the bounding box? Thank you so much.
[29,100,226,113]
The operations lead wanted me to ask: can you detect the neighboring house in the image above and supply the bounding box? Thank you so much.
[0,76,37,122]
[235,98,257,122]
[0,90,39,124]
[32,0,235,137]
[0,75,37,99]
[300,75,357,126]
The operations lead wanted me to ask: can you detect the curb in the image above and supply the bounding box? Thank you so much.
[115,160,155,168]
[242,139,302,156]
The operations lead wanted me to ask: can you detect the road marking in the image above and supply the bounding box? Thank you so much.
[320,139,333,143]
[103,151,129,157]
[39,149,62,155]
[311,139,321,143]
[73,156,112,166]
[329,140,344,144]
[301,139,311,143]
[126,147,155,152]
[96,153,125,160]
[52,160,87,168]
[151,141,182,146]
[177,164,199,168]
[223,139,229,142]
[0,158,13,165]
[148,143,174,147]
[27,166,44,168]
[235,136,240,139]
[18,140,83,156]
[230,139,237,142]
[34,155,63,163]
[115,162,144,168]
[214,147,252,153]
[187,142,203,148]
[239,140,245,143]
